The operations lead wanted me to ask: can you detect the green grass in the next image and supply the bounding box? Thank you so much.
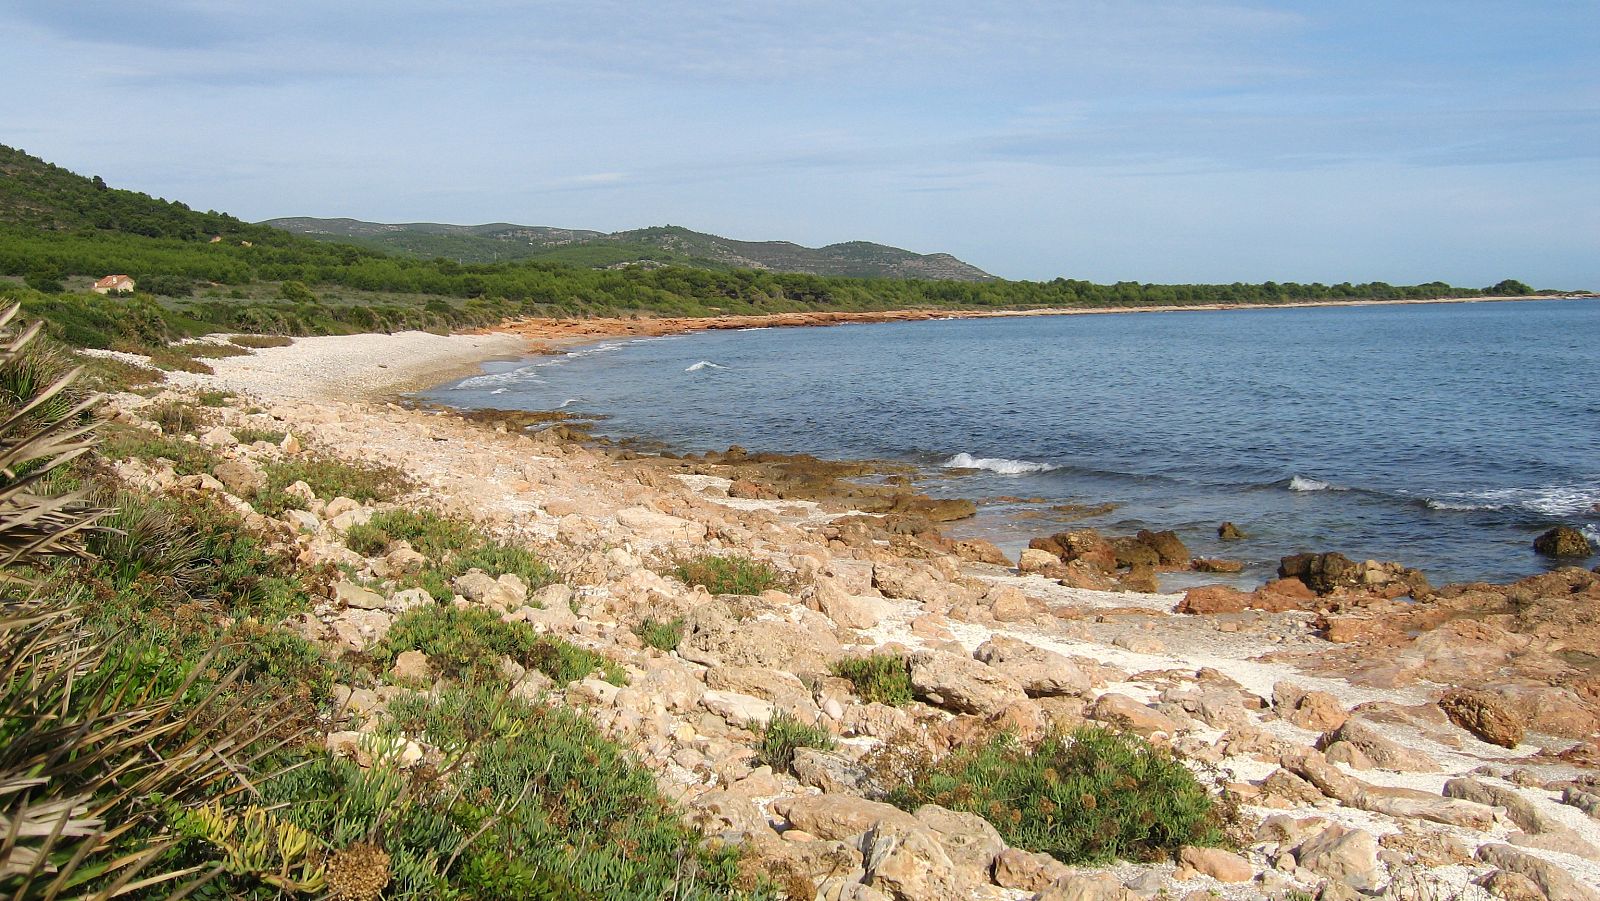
[755,713,835,773]
[229,333,294,348]
[342,508,556,600]
[632,616,685,652]
[671,554,790,595]
[830,654,914,707]
[232,426,286,445]
[194,388,234,407]
[374,605,624,686]
[144,398,207,436]
[887,726,1228,865]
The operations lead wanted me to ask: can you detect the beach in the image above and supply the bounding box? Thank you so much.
[98,324,1600,899]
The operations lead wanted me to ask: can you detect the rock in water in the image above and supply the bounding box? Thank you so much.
[1533,526,1592,558]
[1218,521,1247,540]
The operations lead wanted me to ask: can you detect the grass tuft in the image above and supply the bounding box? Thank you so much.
[632,616,685,652]
[671,554,790,595]
[253,456,411,514]
[830,654,914,707]
[374,605,623,686]
[755,712,835,774]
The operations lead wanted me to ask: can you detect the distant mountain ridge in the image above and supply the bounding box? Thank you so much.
[264,217,994,281]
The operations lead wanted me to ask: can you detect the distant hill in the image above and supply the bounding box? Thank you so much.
[264,217,995,281]
[0,144,290,245]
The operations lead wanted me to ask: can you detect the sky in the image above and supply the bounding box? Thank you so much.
[2,1,1596,287]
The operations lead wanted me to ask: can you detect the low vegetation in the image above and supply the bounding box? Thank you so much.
[830,654,914,706]
[253,455,412,515]
[755,713,835,774]
[888,726,1228,865]
[633,615,686,651]
[672,553,790,596]
[375,605,625,687]
[342,508,556,599]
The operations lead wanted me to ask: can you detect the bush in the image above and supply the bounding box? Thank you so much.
[888,727,1227,865]
[145,398,207,435]
[230,333,294,348]
[633,616,684,651]
[672,554,789,595]
[375,605,623,686]
[756,712,835,773]
[246,685,755,900]
[98,421,219,475]
[830,654,913,706]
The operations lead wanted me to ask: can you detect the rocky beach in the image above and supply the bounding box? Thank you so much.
[100,325,1600,901]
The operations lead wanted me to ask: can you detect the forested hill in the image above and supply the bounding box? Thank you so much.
[0,144,291,245]
[266,217,996,281]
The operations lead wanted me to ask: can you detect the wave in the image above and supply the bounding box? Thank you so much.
[1420,485,1600,517]
[1286,475,1341,492]
[685,361,727,372]
[453,364,543,390]
[556,397,581,409]
[943,453,1058,475]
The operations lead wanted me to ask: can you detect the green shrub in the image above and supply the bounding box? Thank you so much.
[195,388,234,406]
[756,712,835,773]
[247,685,753,900]
[887,727,1227,865]
[831,654,913,706]
[344,508,556,597]
[375,605,623,686]
[672,554,789,595]
[633,616,685,651]
[233,426,286,445]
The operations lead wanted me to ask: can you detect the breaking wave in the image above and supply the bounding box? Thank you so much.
[1420,485,1600,516]
[1286,475,1340,492]
[685,361,727,372]
[943,453,1057,475]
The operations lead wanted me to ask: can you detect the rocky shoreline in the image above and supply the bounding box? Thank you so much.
[106,330,1600,900]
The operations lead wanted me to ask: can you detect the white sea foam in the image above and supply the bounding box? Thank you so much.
[453,364,542,390]
[685,361,727,372]
[556,397,580,409]
[1287,475,1337,492]
[943,453,1056,475]
[1425,485,1600,516]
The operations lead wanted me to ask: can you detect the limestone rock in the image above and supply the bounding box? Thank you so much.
[1478,843,1600,901]
[212,459,265,495]
[700,690,775,728]
[974,635,1091,697]
[1178,845,1253,883]
[1032,872,1139,901]
[1090,693,1180,739]
[1324,718,1439,771]
[391,650,431,683]
[861,820,970,901]
[617,506,707,543]
[908,650,1029,715]
[706,666,821,722]
[771,795,920,841]
[912,804,1004,883]
[1439,688,1524,748]
[993,847,1072,892]
[1294,824,1381,892]
[334,580,386,610]
[678,599,841,671]
[792,748,870,794]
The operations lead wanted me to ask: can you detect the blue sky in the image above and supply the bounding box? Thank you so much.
[2,1,1596,286]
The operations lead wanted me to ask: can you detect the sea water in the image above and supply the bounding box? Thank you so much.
[422,298,1600,586]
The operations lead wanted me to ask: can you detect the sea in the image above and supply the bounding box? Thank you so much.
[420,298,1600,588]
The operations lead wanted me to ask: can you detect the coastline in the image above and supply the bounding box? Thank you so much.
[104,327,1600,897]
[486,292,1598,343]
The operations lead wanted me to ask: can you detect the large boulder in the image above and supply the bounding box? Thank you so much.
[908,651,1028,715]
[771,795,919,841]
[860,820,972,901]
[678,599,841,672]
[1279,552,1361,594]
[912,804,1004,886]
[1439,688,1524,748]
[1534,526,1593,558]
[616,506,707,543]
[974,636,1091,697]
[1294,824,1382,892]
[1136,529,1190,567]
[706,666,822,722]
[1090,693,1180,739]
[1323,718,1439,771]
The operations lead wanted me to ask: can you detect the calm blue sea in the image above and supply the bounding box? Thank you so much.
[422,299,1600,586]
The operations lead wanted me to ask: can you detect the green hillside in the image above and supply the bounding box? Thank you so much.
[266,217,997,280]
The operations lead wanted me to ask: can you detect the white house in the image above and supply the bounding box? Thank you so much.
[92,275,136,295]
